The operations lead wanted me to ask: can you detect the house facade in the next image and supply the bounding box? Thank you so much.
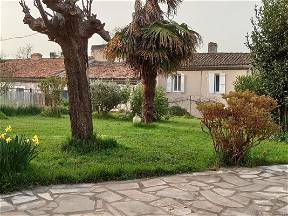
[157,43,251,116]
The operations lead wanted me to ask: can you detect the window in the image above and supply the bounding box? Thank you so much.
[173,74,182,92]
[166,73,185,93]
[209,73,226,94]
[214,74,220,93]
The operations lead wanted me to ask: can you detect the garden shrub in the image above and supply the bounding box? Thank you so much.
[41,107,61,118]
[197,91,279,166]
[39,76,66,117]
[0,126,39,176]
[0,105,42,116]
[62,133,118,154]
[131,85,169,120]
[234,74,263,95]
[90,81,129,113]
[169,105,189,116]
[0,111,8,119]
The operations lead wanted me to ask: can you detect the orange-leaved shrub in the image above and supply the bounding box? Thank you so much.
[197,91,279,165]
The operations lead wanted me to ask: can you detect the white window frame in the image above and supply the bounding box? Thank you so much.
[208,72,225,94]
[172,74,182,92]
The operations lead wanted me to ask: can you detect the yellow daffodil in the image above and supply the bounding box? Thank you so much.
[6,137,12,143]
[5,125,12,133]
[0,133,6,140]
[32,135,40,145]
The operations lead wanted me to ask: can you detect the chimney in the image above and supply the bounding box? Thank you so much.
[50,52,57,58]
[31,53,42,60]
[208,42,218,53]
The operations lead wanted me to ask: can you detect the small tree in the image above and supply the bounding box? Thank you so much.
[39,77,66,116]
[20,0,110,140]
[197,91,279,165]
[247,0,288,130]
[16,44,32,59]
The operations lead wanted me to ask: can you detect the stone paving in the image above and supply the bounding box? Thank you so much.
[1,165,288,216]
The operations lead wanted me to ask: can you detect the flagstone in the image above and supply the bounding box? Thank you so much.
[0,200,15,213]
[111,201,166,216]
[11,195,38,205]
[213,188,236,196]
[53,195,95,214]
[200,190,244,208]
[95,191,123,203]
[37,193,53,201]
[156,188,196,200]
[191,200,223,213]
[141,179,166,187]
[117,190,158,202]
[105,182,139,191]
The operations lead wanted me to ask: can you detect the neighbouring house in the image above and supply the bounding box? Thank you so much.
[157,42,251,116]
[1,42,251,116]
[0,52,138,107]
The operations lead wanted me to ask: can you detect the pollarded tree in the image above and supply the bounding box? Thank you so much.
[106,0,201,123]
[20,0,110,140]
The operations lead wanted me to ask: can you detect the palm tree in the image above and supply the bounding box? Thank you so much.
[106,0,201,123]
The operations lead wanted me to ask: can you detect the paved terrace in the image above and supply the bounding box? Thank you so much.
[0,165,287,216]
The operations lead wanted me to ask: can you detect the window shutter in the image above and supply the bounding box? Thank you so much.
[180,74,185,93]
[166,76,172,92]
[208,73,215,94]
[219,73,226,94]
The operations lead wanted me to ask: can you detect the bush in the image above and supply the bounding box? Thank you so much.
[169,105,189,116]
[0,105,42,116]
[131,85,169,120]
[197,91,279,166]
[234,74,263,95]
[41,107,61,118]
[0,111,8,119]
[90,81,129,113]
[62,133,118,154]
[39,76,66,117]
[0,126,39,176]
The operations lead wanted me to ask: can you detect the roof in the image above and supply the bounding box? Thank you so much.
[183,53,251,70]
[0,58,139,82]
[88,61,138,80]
[0,58,65,79]
[0,52,250,81]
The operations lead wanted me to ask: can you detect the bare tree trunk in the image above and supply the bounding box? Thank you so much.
[61,39,93,140]
[142,71,157,123]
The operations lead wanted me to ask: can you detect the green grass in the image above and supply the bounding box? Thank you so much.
[1,115,287,193]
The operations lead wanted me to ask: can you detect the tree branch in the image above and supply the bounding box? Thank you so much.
[42,0,81,17]
[82,15,111,41]
[19,0,49,35]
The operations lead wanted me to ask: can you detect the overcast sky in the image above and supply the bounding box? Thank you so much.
[0,0,260,58]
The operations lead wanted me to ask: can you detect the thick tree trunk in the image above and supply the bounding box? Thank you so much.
[142,71,157,124]
[61,39,93,140]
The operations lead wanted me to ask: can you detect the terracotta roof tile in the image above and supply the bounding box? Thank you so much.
[1,53,251,80]
[184,53,251,70]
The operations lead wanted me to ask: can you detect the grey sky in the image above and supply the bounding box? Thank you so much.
[0,1,260,58]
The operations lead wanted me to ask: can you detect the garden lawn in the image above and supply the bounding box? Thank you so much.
[1,115,287,193]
